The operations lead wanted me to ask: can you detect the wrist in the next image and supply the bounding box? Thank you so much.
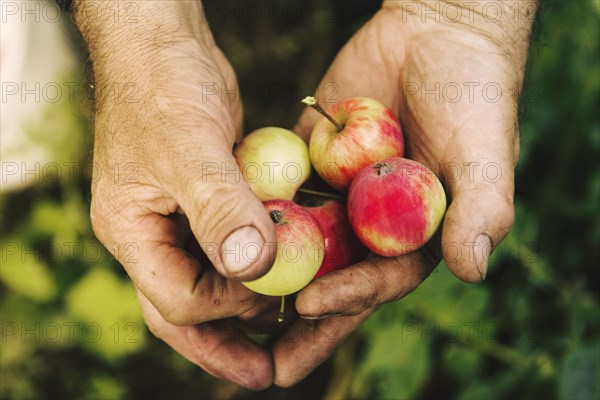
[383,0,538,32]
[73,1,213,83]
[383,0,538,50]
[383,0,538,80]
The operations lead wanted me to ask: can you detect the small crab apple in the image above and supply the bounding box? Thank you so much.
[303,96,404,192]
[234,127,311,201]
[348,157,446,257]
[304,199,368,278]
[242,200,324,297]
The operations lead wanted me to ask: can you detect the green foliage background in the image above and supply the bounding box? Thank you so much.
[1,1,599,399]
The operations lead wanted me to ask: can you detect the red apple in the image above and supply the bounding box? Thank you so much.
[348,157,446,257]
[242,200,324,296]
[304,199,368,278]
[303,96,404,192]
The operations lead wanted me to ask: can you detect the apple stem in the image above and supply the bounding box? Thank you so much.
[278,296,285,323]
[375,162,392,176]
[302,96,344,132]
[297,188,346,202]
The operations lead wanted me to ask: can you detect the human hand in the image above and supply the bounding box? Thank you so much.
[275,0,537,386]
[74,1,278,389]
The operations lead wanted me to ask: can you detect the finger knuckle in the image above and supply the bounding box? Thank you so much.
[494,196,515,242]
[330,261,388,314]
[144,318,165,340]
[159,303,196,326]
[358,262,389,307]
[386,254,427,301]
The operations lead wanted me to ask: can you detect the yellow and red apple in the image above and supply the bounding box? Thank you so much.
[242,200,324,296]
[305,97,404,192]
[348,157,446,256]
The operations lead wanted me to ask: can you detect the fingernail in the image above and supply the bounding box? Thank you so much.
[221,226,264,275]
[301,313,343,320]
[475,234,491,280]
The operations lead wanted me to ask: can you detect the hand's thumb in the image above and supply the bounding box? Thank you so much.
[167,143,277,281]
[441,120,517,283]
[442,185,515,283]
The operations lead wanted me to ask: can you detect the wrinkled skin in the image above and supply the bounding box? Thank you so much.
[74,0,536,390]
[274,1,535,385]
[76,1,278,390]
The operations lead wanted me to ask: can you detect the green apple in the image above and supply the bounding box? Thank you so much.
[234,127,311,200]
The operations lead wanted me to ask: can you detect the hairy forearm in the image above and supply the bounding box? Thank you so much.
[69,0,228,119]
[71,1,211,79]
[384,0,538,68]
[383,0,538,31]
[382,0,539,95]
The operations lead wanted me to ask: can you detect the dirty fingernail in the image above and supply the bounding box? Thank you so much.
[221,226,264,275]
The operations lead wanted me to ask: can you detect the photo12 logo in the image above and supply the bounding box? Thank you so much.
[397,1,538,25]
[1,321,141,344]
[1,1,62,24]
[402,81,540,105]
[1,81,139,105]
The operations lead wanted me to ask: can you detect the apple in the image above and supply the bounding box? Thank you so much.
[303,96,404,192]
[304,199,368,278]
[242,199,324,296]
[234,127,311,201]
[348,157,446,257]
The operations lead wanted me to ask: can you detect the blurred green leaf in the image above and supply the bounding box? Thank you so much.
[0,237,57,302]
[443,344,482,380]
[558,342,600,400]
[65,267,145,360]
[458,380,497,400]
[352,322,430,399]
[87,375,126,400]
[403,265,490,325]
[30,200,70,237]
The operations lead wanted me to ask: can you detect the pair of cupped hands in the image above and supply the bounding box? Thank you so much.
[80,0,532,390]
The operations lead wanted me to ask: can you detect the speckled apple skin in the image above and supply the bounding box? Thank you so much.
[242,200,324,296]
[348,157,446,257]
[309,97,404,192]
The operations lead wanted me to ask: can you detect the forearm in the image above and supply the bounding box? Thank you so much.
[71,1,211,82]
[384,0,538,76]
[383,0,539,30]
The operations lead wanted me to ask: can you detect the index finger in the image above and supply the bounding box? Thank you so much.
[137,291,273,390]
[294,236,441,319]
[93,206,261,326]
